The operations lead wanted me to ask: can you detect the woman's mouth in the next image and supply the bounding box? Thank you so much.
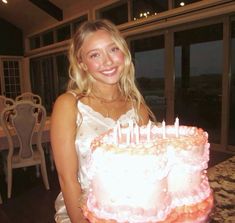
[101,68,117,76]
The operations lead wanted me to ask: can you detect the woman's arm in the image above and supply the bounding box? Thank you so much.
[50,93,89,223]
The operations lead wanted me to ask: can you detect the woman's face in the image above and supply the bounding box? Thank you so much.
[80,30,125,86]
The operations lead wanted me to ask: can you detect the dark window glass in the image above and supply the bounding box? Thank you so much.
[3,60,21,98]
[132,0,168,21]
[73,15,88,33]
[174,0,202,8]
[56,25,71,42]
[56,54,69,94]
[30,35,40,50]
[42,31,54,46]
[174,23,223,143]
[97,1,128,25]
[130,34,165,121]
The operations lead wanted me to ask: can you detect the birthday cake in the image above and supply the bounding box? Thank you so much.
[83,120,213,223]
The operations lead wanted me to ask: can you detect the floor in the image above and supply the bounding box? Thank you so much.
[0,150,233,223]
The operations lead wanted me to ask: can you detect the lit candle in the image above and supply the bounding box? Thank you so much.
[117,121,121,138]
[135,123,139,144]
[147,121,151,142]
[113,125,118,145]
[175,117,179,137]
[129,120,134,141]
[126,126,130,145]
[162,120,166,139]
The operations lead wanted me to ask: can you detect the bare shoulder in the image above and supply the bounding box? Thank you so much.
[53,92,77,109]
[51,92,78,124]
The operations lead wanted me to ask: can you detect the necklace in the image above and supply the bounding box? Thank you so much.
[91,92,121,104]
[91,92,122,118]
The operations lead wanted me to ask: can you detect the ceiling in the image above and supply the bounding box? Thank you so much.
[0,0,80,35]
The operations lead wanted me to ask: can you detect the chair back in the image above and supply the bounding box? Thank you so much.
[15,92,42,104]
[1,101,46,160]
[0,96,15,113]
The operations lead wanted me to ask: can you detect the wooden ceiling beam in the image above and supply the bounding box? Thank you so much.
[29,0,63,21]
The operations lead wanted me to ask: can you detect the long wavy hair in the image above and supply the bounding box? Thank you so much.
[67,19,156,122]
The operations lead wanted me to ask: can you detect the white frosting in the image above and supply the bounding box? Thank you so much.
[86,122,212,222]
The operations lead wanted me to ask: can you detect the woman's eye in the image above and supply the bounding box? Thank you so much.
[111,47,119,52]
[90,53,99,59]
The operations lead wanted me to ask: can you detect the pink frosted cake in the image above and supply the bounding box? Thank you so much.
[82,121,213,223]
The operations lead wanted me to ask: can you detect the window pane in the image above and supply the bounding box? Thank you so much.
[130,34,165,121]
[42,31,54,46]
[56,25,71,42]
[229,19,235,146]
[73,15,88,33]
[30,35,40,50]
[3,59,21,98]
[174,0,202,8]
[174,23,223,144]
[56,54,69,94]
[132,0,168,21]
[96,1,128,25]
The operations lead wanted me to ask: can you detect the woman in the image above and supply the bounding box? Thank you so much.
[51,19,155,223]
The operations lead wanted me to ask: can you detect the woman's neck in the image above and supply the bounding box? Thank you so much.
[91,85,121,102]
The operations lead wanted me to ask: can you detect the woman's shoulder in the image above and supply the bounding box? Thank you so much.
[53,92,81,114]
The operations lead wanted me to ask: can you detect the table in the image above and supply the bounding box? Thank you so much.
[208,155,235,222]
[0,118,51,150]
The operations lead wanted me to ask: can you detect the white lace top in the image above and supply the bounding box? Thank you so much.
[55,99,136,223]
[75,100,136,190]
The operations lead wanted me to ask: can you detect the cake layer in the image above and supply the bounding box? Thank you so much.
[86,122,213,223]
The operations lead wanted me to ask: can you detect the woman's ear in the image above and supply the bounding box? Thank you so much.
[79,62,88,71]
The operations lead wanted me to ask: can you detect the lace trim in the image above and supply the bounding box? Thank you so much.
[78,100,135,123]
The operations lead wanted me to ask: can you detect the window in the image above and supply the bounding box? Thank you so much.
[73,15,88,33]
[174,0,202,8]
[56,25,71,42]
[30,35,41,50]
[30,53,69,114]
[132,0,168,20]
[42,31,54,46]
[174,23,223,143]
[1,59,21,98]
[130,34,165,121]
[96,1,128,25]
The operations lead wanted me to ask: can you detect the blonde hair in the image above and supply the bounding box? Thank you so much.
[67,19,155,122]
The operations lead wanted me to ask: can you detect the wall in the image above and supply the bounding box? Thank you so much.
[0,18,23,56]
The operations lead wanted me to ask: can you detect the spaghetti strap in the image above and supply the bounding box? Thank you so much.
[67,90,84,100]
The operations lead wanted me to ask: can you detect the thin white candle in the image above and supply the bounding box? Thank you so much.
[129,120,134,141]
[135,123,139,144]
[162,120,166,139]
[147,121,151,142]
[126,126,130,145]
[175,117,179,137]
[113,125,118,145]
[117,121,121,138]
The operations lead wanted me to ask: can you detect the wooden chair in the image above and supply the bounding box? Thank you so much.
[15,92,54,173]
[0,101,50,198]
[15,92,42,104]
[0,95,15,113]
[0,96,15,203]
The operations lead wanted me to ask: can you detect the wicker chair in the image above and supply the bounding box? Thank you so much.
[0,101,50,198]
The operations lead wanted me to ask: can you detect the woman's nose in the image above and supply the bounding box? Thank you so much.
[103,52,113,66]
